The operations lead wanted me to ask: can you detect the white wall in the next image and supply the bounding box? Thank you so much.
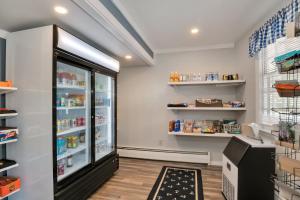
[116,0,288,166]
[117,47,255,164]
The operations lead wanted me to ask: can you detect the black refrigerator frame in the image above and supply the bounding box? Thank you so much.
[52,26,118,200]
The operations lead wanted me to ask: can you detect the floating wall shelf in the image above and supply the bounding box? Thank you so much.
[167,107,247,111]
[168,132,234,138]
[168,80,246,86]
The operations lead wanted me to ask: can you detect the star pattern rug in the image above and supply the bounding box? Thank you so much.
[147,166,204,200]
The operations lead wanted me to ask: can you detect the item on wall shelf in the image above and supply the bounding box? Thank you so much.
[0,127,18,142]
[167,103,189,108]
[205,72,219,81]
[0,176,21,198]
[223,101,245,108]
[0,80,13,88]
[183,120,194,133]
[223,120,241,134]
[222,73,239,80]
[195,98,223,107]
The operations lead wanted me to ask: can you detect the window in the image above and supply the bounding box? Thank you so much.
[259,37,300,124]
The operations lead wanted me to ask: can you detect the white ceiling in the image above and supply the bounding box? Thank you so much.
[0,0,148,66]
[114,0,282,53]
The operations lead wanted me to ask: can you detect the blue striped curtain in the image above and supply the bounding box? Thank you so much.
[249,0,299,57]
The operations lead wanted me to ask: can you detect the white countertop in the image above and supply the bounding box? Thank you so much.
[234,135,275,148]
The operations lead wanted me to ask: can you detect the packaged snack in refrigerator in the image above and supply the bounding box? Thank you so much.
[57,160,65,176]
[67,156,73,168]
[57,137,66,155]
[79,132,85,143]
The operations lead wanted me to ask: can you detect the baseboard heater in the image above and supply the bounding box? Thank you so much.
[117,146,210,164]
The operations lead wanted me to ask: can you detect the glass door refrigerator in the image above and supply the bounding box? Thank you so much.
[94,73,115,162]
[53,26,119,200]
[55,61,92,183]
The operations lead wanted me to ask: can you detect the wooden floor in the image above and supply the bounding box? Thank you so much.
[89,158,224,200]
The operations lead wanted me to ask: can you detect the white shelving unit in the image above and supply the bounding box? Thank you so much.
[57,126,86,137]
[0,139,18,145]
[0,87,18,95]
[168,132,235,138]
[0,163,19,173]
[167,107,247,111]
[168,80,246,86]
[0,188,20,199]
[0,113,18,119]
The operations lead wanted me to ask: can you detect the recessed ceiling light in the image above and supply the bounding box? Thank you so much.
[54,6,68,15]
[190,28,199,34]
[125,55,132,60]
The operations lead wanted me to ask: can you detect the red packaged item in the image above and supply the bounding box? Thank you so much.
[0,176,21,197]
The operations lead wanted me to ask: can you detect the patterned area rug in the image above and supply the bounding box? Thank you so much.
[148,166,204,200]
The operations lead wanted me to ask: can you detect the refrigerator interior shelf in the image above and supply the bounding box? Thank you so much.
[0,189,20,200]
[0,163,19,173]
[95,123,107,127]
[57,157,87,181]
[57,126,86,137]
[0,113,18,119]
[0,87,17,95]
[57,106,86,111]
[57,84,86,90]
[95,138,107,144]
[95,106,110,109]
[95,90,111,93]
[0,139,18,145]
[57,144,87,161]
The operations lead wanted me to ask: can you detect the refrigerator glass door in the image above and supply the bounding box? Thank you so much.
[56,61,91,182]
[95,73,115,161]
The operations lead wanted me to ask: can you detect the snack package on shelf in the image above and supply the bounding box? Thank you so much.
[222,73,239,80]
[0,80,13,88]
[167,103,188,108]
[223,120,241,134]
[195,98,223,107]
[183,120,193,133]
[192,121,202,133]
[0,176,21,197]
[0,127,18,142]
